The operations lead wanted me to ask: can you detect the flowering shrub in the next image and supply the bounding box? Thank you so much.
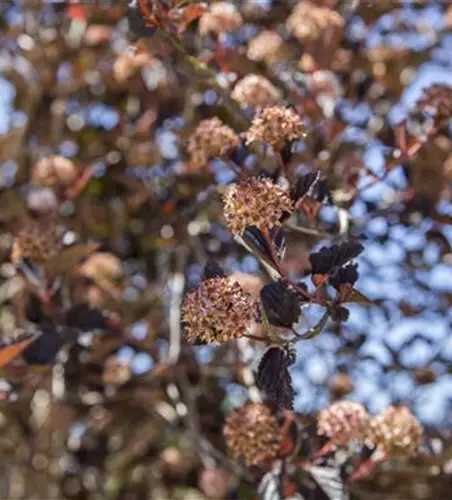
[0,1,451,498]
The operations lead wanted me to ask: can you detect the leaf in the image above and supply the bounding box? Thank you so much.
[0,333,39,369]
[237,226,282,280]
[44,243,100,275]
[172,3,208,34]
[127,0,157,37]
[256,346,295,409]
[203,260,226,280]
[22,326,63,366]
[260,280,303,328]
[305,465,349,500]
[309,242,364,276]
[258,460,284,500]
[342,288,373,306]
[65,303,109,331]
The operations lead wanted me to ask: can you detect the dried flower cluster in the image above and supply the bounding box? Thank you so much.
[223,402,281,466]
[11,218,64,264]
[287,1,344,42]
[222,177,293,236]
[247,30,284,64]
[416,84,452,119]
[245,105,306,150]
[181,277,255,343]
[317,400,369,445]
[198,2,243,36]
[232,74,281,108]
[369,406,423,457]
[79,252,124,287]
[188,118,240,167]
[31,156,78,188]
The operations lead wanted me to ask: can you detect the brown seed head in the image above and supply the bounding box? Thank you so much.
[287,2,344,42]
[182,277,255,344]
[12,218,64,264]
[245,105,306,150]
[223,402,281,466]
[416,84,452,120]
[188,118,240,168]
[198,2,243,36]
[368,406,423,457]
[317,400,369,445]
[222,177,293,236]
[247,30,284,64]
[232,74,281,108]
[31,156,78,188]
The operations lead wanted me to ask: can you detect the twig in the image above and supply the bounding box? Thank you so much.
[167,247,187,365]
[157,30,251,131]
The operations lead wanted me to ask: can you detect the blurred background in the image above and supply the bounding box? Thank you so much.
[0,1,451,498]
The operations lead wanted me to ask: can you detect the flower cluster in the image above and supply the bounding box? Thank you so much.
[245,105,306,150]
[31,156,78,188]
[247,30,284,64]
[12,218,64,264]
[198,2,243,36]
[222,177,293,236]
[223,402,281,466]
[368,406,423,457]
[317,400,369,446]
[188,118,240,167]
[232,74,281,108]
[181,277,255,343]
[287,1,344,42]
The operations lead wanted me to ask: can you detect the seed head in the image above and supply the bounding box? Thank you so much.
[198,2,243,36]
[31,156,78,188]
[223,402,281,466]
[287,2,344,42]
[182,277,255,344]
[232,74,281,108]
[317,401,369,445]
[368,406,423,457]
[247,30,284,64]
[245,105,306,150]
[12,218,64,264]
[188,118,240,167]
[222,177,293,236]
[416,84,452,120]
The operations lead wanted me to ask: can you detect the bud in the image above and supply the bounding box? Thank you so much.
[31,156,78,188]
[188,118,240,168]
[368,406,423,457]
[222,177,293,236]
[12,218,64,264]
[317,401,369,445]
[182,277,255,344]
[245,105,305,150]
[198,2,243,36]
[247,30,284,65]
[232,74,281,108]
[223,402,280,466]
